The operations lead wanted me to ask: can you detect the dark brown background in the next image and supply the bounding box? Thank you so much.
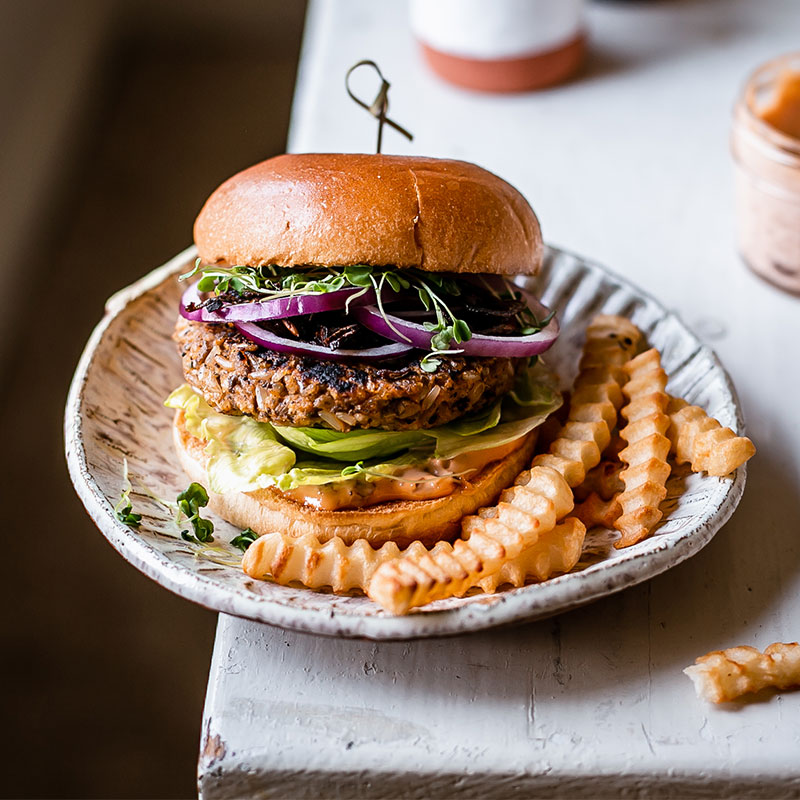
[0,2,306,797]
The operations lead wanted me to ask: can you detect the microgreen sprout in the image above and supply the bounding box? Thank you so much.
[114,463,253,567]
[181,259,356,301]
[181,260,547,372]
[114,458,142,527]
[230,528,259,552]
[176,482,215,544]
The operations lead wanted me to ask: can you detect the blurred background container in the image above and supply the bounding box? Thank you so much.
[410,0,586,92]
[0,1,305,797]
[732,52,800,295]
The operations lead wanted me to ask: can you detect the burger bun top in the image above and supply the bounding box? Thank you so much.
[194,153,542,276]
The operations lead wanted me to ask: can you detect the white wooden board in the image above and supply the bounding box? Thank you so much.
[200,0,800,794]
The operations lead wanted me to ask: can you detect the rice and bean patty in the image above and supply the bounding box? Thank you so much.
[173,317,520,432]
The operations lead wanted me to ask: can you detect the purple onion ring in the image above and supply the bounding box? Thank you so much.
[353,299,559,358]
[234,321,414,362]
[179,281,377,323]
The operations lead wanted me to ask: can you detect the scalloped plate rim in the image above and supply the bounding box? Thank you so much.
[64,244,747,640]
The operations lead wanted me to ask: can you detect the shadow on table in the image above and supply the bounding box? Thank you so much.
[261,446,798,716]
[203,767,793,800]
[0,4,307,797]
[576,0,757,88]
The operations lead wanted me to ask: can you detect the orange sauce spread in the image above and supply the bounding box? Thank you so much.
[285,437,527,511]
[760,71,800,140]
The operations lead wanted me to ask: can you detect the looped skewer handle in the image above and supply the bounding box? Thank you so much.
[345,60,414,154]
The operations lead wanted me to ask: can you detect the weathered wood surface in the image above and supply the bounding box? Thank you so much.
[200,612,800,799]
[199,0,800,795]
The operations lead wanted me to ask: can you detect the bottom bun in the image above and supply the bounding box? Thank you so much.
[172,412,538,549]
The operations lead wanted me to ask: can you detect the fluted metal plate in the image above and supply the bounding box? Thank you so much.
[65,245,747,640]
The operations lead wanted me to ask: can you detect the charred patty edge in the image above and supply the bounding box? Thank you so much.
[173,318,522,431]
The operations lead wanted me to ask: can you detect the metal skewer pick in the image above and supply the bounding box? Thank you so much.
[345,60,414,154]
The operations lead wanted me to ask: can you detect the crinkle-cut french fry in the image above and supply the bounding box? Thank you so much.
[242,532,452,593]
[614,348,672,548]
[478,518,586,593]
[532,315,642,488]
[684,642,800,703]
[668,397,756,477]
[367,466,573,615]
[529,453,586,491]
[573,460,624,501]
[573,492,622,530]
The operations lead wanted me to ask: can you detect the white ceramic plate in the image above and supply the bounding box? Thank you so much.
[65,245,747,640]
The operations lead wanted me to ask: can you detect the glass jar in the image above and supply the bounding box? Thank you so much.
[732,53,800,294]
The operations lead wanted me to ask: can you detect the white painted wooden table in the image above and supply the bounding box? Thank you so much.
[198,1,800,796]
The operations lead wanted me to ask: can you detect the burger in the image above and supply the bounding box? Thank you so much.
[166,153,561,549]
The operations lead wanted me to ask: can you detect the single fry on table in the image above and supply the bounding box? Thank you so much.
[685,642,800,703]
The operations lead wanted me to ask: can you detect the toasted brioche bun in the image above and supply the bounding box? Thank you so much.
[194,153,542,276]
[173,411,538,549]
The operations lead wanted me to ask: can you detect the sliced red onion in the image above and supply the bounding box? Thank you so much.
[180,281,376,323]
[353,300,559,357]
[234,321,414,362]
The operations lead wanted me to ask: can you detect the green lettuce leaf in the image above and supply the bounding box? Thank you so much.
[429,402,556,459]
[432,399,503,438]
[165,385,296,494]
[509,360,562,408]
[164,360,561,494]
[272,400,504,462]
[274,424,430,462]
[270,452,424,492]
[426,363,558,458]
[271,361,558,463]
